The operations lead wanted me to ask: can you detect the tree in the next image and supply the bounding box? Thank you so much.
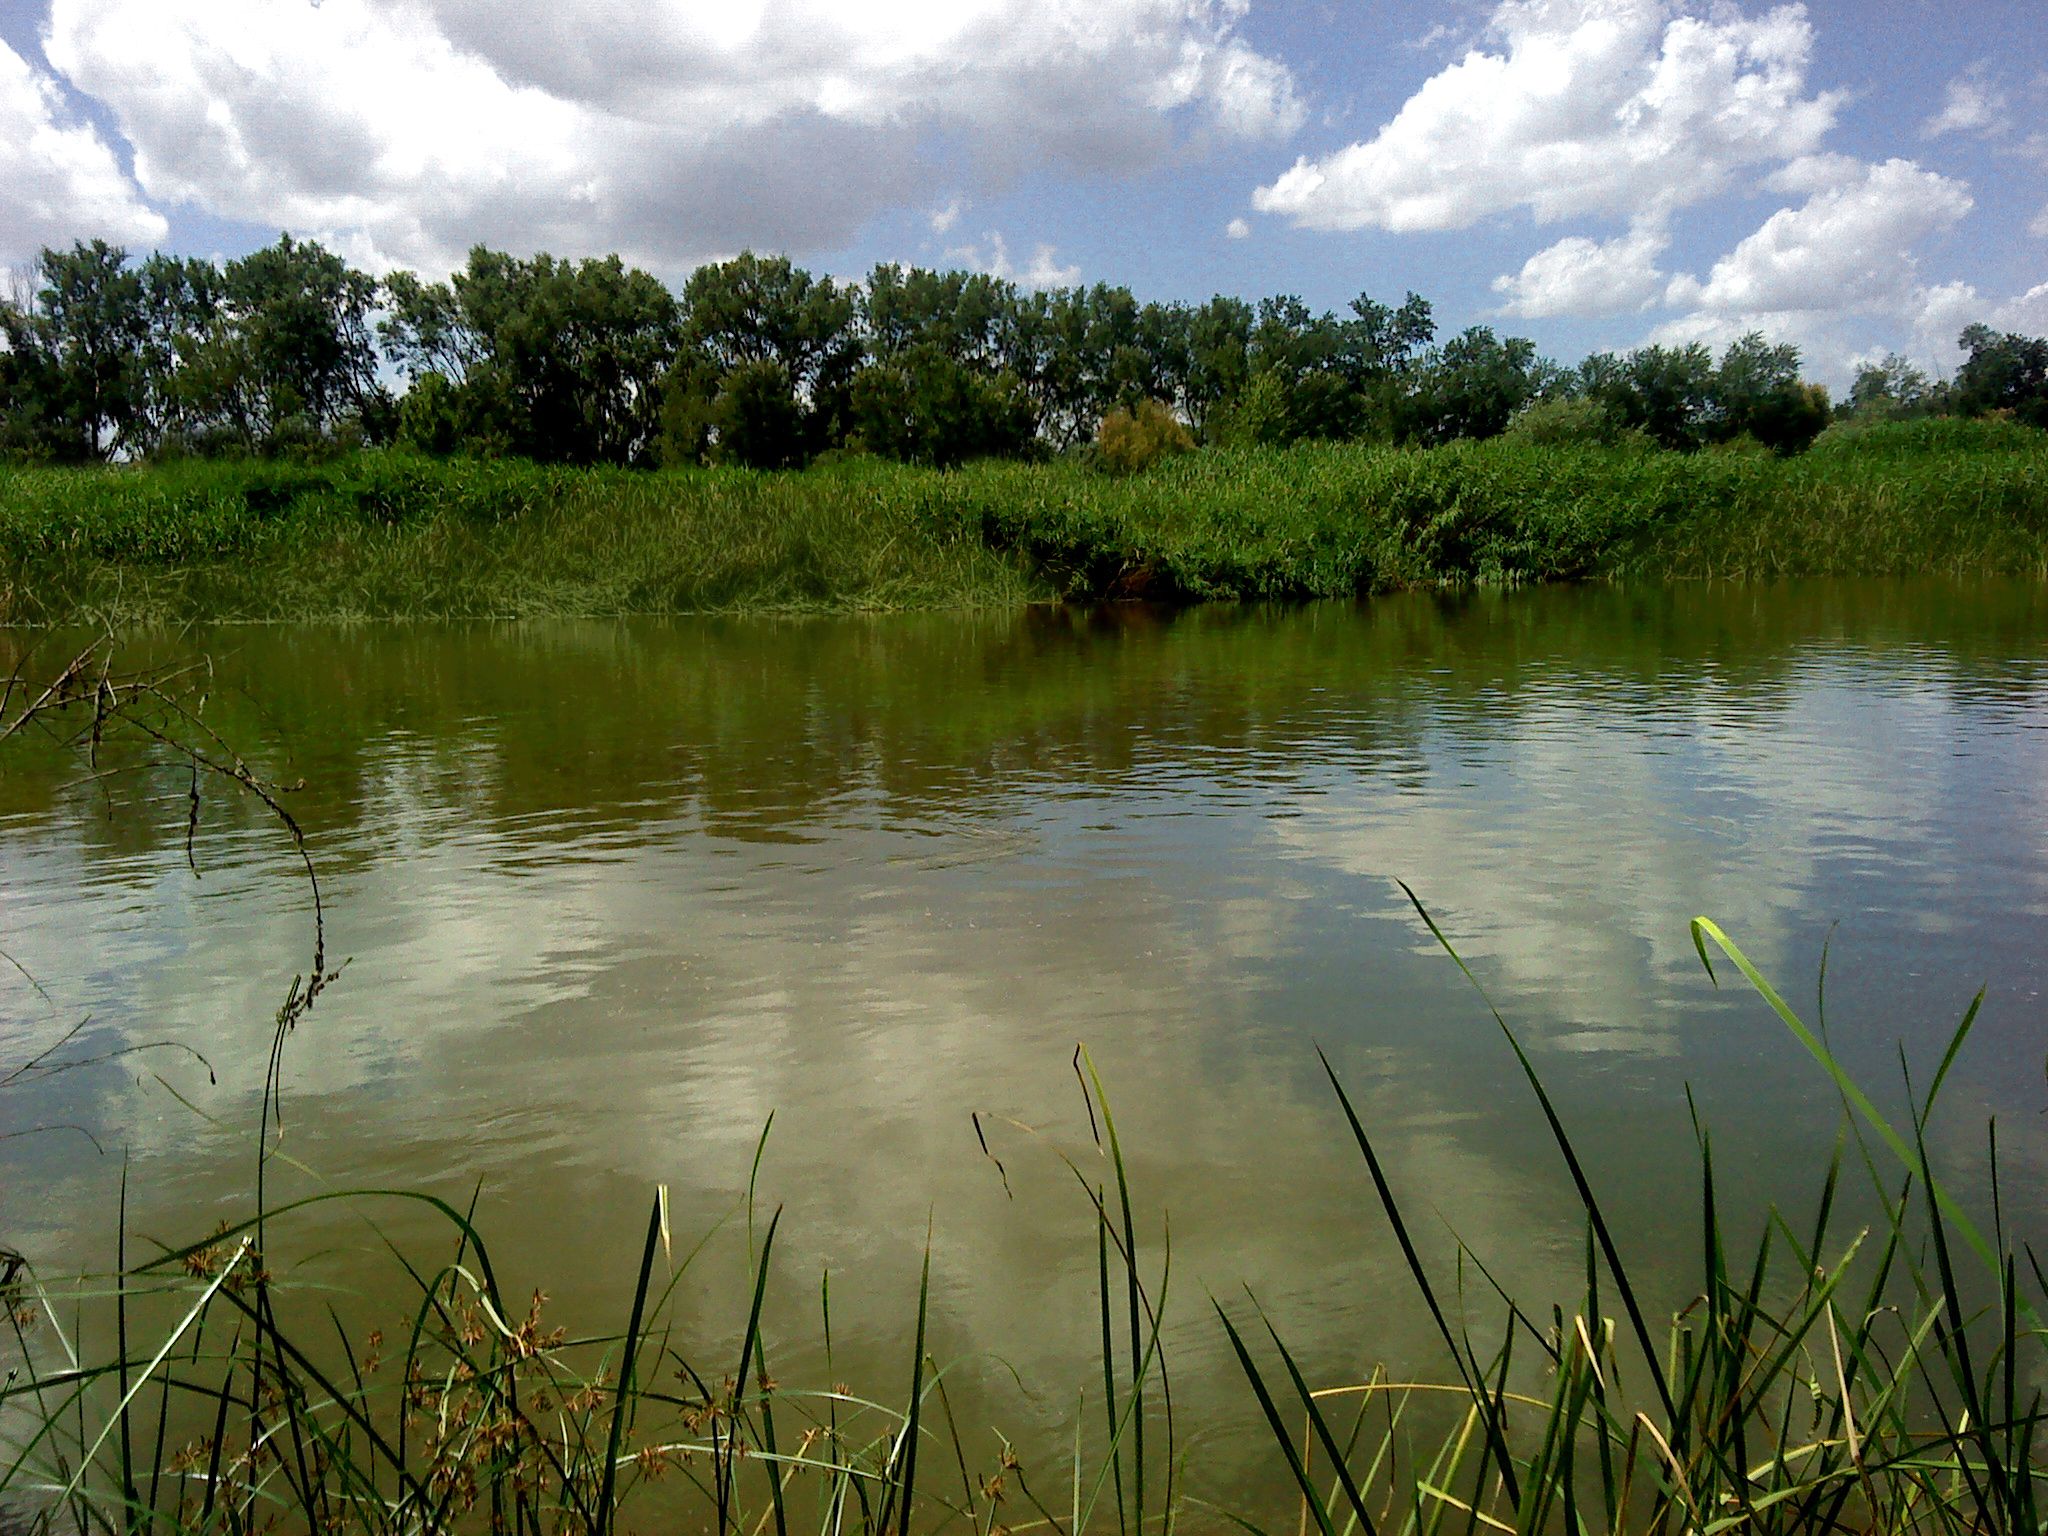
[1954,324,2048,428]
[0,281,71,462]
[1182,295,1252,441]
[220,234,382,443]
[1409,327,1539,444]
[20,241,148,460]
[1583,344,1717,450]
[383,248,678,463]
[1848,353,1936,419]
[665,254,859,464]
[1710,333,1830,453]
[847,344,1038,466]
[134,253,224,453]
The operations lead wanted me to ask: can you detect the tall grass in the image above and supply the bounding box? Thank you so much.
[1223,895,2046,1536]
[2,418,2043,625]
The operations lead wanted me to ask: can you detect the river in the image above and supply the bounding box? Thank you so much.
[4,578,2046,1515]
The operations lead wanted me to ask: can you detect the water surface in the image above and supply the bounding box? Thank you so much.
[4,580,2047,1509]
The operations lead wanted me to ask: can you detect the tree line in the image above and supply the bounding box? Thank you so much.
[3,235,2043,471]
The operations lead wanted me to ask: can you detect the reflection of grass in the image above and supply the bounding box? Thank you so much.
[6,914,2042,1536]
[3,418,2043,624]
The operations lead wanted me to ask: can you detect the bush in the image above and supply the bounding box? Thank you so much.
[1807,414,2048,456]
[1096,398,1195,473]
[1499,397,1648,450]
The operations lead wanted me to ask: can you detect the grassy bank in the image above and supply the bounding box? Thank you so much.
[1,418,2045,624]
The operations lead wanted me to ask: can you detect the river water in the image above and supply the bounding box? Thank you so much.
[4,579,2047,1512]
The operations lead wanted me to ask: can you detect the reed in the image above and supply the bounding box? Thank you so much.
[0,419,2041,625]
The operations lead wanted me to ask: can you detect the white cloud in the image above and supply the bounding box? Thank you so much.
[0,38,164,263]
[1594,158,1981,384]
[944,231,1081,288]
[2031,203,2048,241]
[1922,71,2007,138]
[1761,151,1861,195]
[1663,159,1971,319]
[42,0,1301,273]
[1225,215,1251,238]
[1252,0,1840,233]
[1492,224,1668,316]
[929,199,964,234]
[1910,279,2048,369]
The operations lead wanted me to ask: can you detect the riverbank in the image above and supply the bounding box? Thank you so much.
[2,417,2043,624]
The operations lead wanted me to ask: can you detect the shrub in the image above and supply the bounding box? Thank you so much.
[1096,398,1195,474]
[1500,397,1647,450]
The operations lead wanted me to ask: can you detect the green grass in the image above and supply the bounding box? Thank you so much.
[2,418,2044,625]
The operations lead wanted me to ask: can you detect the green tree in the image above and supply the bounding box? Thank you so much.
[383,248,677,463]
[219,234,383,445]
[1409,327,1540,444]
[1848,353,1936,419]
[1954,324,2048,428]
[1704,334,1830,453]
[1582,343,1716,450]
[704,360,805,469]
[848,343,1038,466]
[16,241,149,460]
[1182,295,1252,441]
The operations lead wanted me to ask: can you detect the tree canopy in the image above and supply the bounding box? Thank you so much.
[4,233,2038,470]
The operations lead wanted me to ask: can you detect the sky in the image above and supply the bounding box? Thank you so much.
[1,0,2043,386]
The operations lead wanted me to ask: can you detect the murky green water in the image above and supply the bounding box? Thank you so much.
[5,580,2047,1510]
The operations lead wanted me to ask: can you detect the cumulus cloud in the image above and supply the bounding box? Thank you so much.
[1646,158,1975,380]
[1225,215,1251,238]
[1664,158,1971,316]
[41,0,1302,273]
[1910,279,2048,368]
[1922,71,2007,138]
[1492,225,1669,316]
[1252,0,1840,233]
[0,37,163,263]
[943,231,1081,288]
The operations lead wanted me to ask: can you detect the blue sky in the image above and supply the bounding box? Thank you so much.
[1,0,2042,384]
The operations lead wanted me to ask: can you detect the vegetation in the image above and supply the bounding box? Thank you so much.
[9,235,2048,478]
[4,235,2044,624]
[0,417,2042,624]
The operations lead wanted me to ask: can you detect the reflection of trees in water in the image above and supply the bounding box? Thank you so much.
[3,580,2042,861]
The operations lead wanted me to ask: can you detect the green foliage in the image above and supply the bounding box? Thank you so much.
[381,247,678,464]
[3,235,2045,480]
[1501,396,1647,449]
[1849,351,1939,419]
[848,345,1038,466]
[1407,325,1540,444]
[1094,398,1194,474]
[707,359,805,469]
[1,430,2043,624]
[1956,323,2048,428]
